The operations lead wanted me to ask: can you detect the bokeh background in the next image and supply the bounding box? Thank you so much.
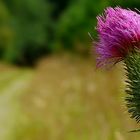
[0,0,140,140]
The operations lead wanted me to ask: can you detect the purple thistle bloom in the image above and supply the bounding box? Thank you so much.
[95,7,140,67]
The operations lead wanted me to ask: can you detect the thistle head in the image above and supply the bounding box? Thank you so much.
[94,7,140,129]
[95,7,140,67]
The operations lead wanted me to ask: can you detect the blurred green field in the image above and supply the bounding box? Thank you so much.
[0,55,140,140]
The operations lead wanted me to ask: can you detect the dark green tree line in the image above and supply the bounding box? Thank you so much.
[0,0,139,65]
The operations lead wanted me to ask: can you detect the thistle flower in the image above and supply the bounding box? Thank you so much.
[95,7,140,67]
[95,7,140,128]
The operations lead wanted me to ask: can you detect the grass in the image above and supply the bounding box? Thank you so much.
[21,54,140,140]
[0,63,33,140]
[0,54,140,140]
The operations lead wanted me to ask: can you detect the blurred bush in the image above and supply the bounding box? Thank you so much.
[0,0,51,65]
[54,0,110,53]
[0,0,139,65]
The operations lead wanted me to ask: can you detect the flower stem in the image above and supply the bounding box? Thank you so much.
[124,51,140,123]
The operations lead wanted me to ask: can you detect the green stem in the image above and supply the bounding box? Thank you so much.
[124,51,140,123]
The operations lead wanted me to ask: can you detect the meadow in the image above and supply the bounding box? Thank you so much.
[0,54,140,140]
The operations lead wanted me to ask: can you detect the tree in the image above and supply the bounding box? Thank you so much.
[3,0,51,65]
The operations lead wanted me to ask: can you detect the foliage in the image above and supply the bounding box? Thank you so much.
[1,0,51,65]
[0,0,139,65]
[54,0,110,52]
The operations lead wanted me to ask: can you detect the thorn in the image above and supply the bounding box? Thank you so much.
[88,32,94,41]
[129,128,140,133]
[134,8,140,13]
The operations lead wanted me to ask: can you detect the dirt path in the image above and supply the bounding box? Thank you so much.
[0,69,33,140]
